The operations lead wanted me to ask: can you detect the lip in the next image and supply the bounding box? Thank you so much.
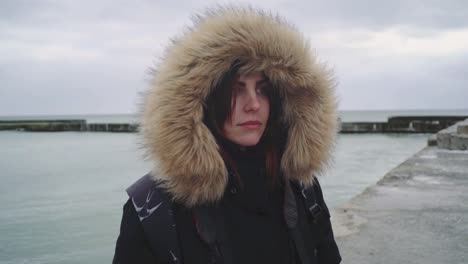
[238,121,262,128]
[239,121,262,126]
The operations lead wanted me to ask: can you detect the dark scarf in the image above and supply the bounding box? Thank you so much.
[217,137,294,264]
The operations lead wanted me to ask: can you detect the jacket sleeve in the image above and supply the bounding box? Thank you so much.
[313,180,342,264]
[113,199,156,264]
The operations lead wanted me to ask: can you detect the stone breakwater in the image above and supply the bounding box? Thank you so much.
[333,119,468,264]
[0,120,87,132]
[1,116,467,133]
[339,115,468,133]
[0,120,138,132]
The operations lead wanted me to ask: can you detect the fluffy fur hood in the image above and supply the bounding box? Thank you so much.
[140,6,338,207]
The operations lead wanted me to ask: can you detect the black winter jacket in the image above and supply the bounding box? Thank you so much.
[113,146,341,264]
[113,178,341,264]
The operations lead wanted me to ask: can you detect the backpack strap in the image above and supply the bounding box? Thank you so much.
[286,179,331,264]
[126,174,181,264]
[284,180,313,264]
[300,179,329,224]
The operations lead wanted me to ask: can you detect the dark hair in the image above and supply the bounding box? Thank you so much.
[203,64,284,187]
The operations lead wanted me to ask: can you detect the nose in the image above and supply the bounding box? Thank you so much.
[245,92,260,112]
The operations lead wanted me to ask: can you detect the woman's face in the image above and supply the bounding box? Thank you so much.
[223,72,270,146]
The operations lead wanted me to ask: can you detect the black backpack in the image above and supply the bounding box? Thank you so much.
[126,173,329,264]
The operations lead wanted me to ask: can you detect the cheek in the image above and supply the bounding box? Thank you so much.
[222,118,235,137]
[230,102,242,123]
[263,100,270,119]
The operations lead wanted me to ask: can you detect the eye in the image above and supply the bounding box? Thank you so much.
[256,85,269,96]
[236,85,246,94]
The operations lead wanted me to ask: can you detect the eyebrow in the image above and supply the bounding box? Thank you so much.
[237,78,269,86]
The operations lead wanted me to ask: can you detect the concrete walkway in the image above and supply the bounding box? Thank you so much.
[332,146,468,264]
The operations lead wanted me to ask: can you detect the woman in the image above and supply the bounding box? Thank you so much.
[113,6,341,264]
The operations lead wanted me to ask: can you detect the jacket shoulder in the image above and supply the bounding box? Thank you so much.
[126,173,154,198]
[124,173,182,263]
[125,173,173,222]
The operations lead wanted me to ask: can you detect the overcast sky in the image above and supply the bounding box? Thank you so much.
[1,0,467,116]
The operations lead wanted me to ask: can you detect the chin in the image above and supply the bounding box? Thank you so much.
[238,141,259,147]
[235,135,262,147]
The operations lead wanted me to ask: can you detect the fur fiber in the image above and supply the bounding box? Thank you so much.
[141,6,338,207]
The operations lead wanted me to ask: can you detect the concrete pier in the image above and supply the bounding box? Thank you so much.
[332,128,468,263]
[437,119,468,150]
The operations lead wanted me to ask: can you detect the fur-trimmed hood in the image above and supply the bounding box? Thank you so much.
[140,6,338,207]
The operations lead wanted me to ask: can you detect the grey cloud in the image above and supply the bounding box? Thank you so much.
[1,0,467,115]
[1,59,148,115]
[335,51,468,109]
[280,0,468,31]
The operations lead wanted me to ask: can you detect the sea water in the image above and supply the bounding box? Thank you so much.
[0,130,428,263]
[0,132,150,264]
